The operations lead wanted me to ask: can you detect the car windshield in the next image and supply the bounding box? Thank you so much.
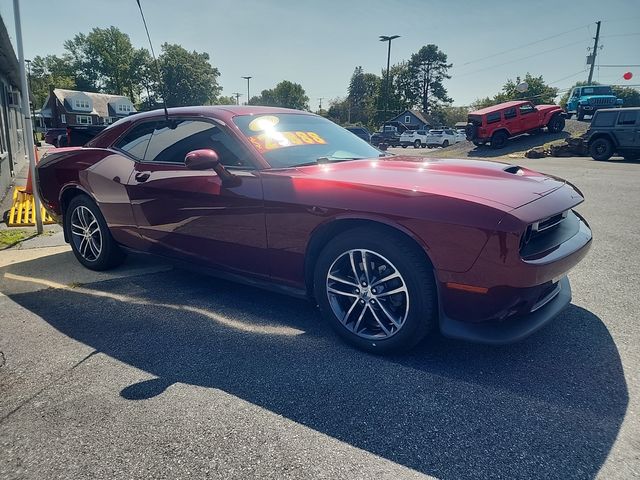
[582,86,613,96]
[233,113,382,168]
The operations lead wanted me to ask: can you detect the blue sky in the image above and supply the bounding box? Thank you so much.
[2,0,639,108]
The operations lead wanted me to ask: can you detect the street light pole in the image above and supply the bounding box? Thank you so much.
[379,35,400,137]
[232,92,242,105]
[242,76,252,105]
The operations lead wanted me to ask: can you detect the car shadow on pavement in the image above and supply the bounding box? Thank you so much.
[4,253,628,480]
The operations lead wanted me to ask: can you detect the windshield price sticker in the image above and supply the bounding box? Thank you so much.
[249,131,327,153]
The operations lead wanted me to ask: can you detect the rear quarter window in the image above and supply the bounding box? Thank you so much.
[617,110,637,126]
[486,112,501,124]
[592,111,618,127]
[504,107,517,119]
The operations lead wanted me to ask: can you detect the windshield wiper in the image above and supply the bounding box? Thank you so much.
[295,157,363,167]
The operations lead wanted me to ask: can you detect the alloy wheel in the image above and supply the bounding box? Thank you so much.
[326,249,409,340]
[70,205,102,261]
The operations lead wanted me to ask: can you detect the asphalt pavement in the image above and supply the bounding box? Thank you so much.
[0,156,638,479]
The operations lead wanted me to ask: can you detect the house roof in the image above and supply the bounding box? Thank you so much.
[0,15,20,90]
[52,88,135,117]
[389,109,432,125]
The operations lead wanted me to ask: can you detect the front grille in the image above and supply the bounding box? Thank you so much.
[589,97,614,106]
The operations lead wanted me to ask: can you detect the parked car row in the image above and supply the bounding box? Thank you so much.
[399,128,466,148]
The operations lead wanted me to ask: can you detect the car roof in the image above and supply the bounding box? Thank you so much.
[470,100,529,115]
[594,107,640,113]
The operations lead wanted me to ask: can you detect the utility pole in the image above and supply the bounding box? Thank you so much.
[232,92,242,105]
[242,76,252,105]
[587,21,601,84]
[318,97,324,112]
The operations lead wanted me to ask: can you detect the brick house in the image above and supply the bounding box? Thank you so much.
[41,87,136,128]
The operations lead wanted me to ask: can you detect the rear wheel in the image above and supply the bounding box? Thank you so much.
[401,145,407,149]
[589,137,613,161]
[413,140,421,149]
[313,227,436,353]
[65,195,126,271]
[490,131,508,149]
[547,114,565,133]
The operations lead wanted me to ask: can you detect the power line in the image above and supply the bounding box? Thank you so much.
[452,39,587,79]
[457,23,591,67]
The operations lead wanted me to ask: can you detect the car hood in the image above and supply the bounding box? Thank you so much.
[293,157,566,209]
[536,104,561,114]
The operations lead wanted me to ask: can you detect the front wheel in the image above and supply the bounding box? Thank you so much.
[547,114,565,133]
[313,227,436,353]
[401,145,407,149]
[65,195,126,271]
[413,140,421,149]
[589,137,613,161]
[577,107,585,121]
[442,140,449,148]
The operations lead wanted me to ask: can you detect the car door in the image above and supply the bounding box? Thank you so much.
[518,103,539,132]
[613,110,639,148]
[123,117,268,276]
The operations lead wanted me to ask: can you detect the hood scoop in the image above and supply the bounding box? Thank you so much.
[503,165,525,176]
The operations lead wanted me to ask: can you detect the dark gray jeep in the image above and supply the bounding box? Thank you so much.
[585,107,640,161]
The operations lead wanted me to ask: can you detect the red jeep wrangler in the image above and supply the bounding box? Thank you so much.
[465,100,565,149]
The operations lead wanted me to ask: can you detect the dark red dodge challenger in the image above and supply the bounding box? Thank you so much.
[36,106,592,353]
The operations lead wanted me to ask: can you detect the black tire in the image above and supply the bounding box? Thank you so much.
[547,114,565,133]
[413,140,421,149]
[313,227,436,354]
[64,195,126,271]
[577,107,585,121]
[490,131,508,149]
[401,145,407,149]
[589,137,613,161]
[442,140,449,148]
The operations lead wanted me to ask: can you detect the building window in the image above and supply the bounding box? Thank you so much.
[404,115,411,124]
[74,99,90,109]
[76,115,92,125]
[117,104,132,113]
[60,114,67,124]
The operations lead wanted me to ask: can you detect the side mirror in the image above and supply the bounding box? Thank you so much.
[185,148,220,170]
[184,149,241,187]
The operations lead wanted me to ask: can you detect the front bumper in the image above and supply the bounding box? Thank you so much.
[439,276,571,344]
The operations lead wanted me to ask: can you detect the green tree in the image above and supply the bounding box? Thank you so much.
[214,95,239,105]
[404,45,452,113]
[159,43,221,107]
[29,55,76,108]
[327,97,350,124]
[612,86,640,107]
[501,73,558,105]
[471,73,558,110]
[249,81,309,110]
[431,105,469,126]
[347,66,382,125]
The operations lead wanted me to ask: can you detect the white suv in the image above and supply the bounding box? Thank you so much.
[399,129,428,148]
[425,129,457,148]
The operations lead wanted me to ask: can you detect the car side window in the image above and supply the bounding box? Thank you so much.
[617,110,637,126]
[113,121,158,160]
[519,104,535,115]
[504,107,517,119]
[486,112,501,124]
[593,111,618,127]
[144,119,249,167]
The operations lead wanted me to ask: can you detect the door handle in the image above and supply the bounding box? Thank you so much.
[135,172,151,182]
